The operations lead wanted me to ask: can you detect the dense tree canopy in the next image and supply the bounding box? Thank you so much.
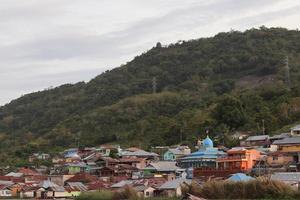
[0,27,300,165]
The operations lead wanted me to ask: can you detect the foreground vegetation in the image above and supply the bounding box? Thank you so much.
[75,178,300,200]
[1,27,300,165]
[75,187,179,200]
[190,178,300,199]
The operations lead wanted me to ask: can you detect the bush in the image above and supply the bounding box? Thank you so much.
[191,178,298,199]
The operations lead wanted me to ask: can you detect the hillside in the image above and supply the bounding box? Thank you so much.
[1,27,300,165]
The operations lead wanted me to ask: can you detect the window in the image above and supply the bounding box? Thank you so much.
[146,192,150,196]
[273,156,278,161]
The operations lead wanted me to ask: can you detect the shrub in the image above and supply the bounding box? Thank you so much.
[192,178,298,199]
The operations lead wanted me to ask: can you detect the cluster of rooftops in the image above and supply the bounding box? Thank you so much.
[1,124,300,198]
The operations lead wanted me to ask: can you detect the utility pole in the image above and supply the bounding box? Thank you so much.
[152,77,157,94]
[262,119,265,135]
[284,56,291,90]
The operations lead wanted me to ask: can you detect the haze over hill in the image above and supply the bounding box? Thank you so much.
[0,27,300,165]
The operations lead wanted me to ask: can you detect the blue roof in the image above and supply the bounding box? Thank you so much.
[227,173,254,182]
[181,147,225,160]
[203,136,213,148]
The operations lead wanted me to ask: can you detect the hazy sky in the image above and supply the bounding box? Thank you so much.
[1,0,300,105]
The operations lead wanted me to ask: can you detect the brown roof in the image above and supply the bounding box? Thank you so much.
[66,172,98,183]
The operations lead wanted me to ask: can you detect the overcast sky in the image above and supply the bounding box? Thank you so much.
[1,0,300,105]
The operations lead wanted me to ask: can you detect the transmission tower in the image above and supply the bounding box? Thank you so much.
[284,56,291,90]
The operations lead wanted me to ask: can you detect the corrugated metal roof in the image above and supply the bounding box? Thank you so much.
[122,150,158,157]
[145,161,181,172]
[159,178,192,189]
[273,136,300,145]
[246,135,269,141]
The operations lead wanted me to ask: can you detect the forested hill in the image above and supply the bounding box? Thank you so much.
[1,27,300,165]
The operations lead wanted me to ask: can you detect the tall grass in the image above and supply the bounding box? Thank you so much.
[191,177,300,199]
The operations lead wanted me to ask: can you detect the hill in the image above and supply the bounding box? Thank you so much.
[1,27,300,165]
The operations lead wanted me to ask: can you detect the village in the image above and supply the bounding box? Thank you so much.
[1,124,300,199]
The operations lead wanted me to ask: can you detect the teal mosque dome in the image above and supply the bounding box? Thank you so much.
[203,135,213,148]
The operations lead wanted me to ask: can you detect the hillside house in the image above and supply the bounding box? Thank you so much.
[241,135,270,147]
[291,125,300,135]
[217,147,261,171]
[163,146,191,161]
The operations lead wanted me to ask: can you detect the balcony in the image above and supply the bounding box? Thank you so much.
[217,155,247,161]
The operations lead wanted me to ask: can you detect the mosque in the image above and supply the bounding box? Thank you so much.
[177,135,226,168]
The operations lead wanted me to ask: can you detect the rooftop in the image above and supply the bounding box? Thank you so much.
[159,178,192,189]
[273,136,300,145]
[145,161,181,172]
[246,135,269,141]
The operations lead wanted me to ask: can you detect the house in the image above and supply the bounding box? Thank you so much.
[269,133,291,144]
[241,135,270,147]
[273,136,300,153]
[271,172,300,189]
[20,186,41,199]
[266,151,297,167]
[94,157,119,168]
[217,147,261,171]
[119,157,148,169]
[121,150,159,160]
[111,180,134,189]
[177,136,226,168]
[98,164,138,177]
[65,162,87,174]
[144,161,182,176]
[96,144,120,157]
[17,168,40,176]
[64,182,87,197]
[5,172,23,177]
[291,125,300,135]
[0,184,12,197]
[164,147,191,161]
[29,153,50,162]
[65,172,98,184]
[134,185,156,198]
[158,178,192,197]
[87,180,110,191]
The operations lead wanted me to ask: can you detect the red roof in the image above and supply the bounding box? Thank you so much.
[0,176,24,183]
[66,172,98,183]
[87,180,111,190]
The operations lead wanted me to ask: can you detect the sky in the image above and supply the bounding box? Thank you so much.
[1,0,300,105]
